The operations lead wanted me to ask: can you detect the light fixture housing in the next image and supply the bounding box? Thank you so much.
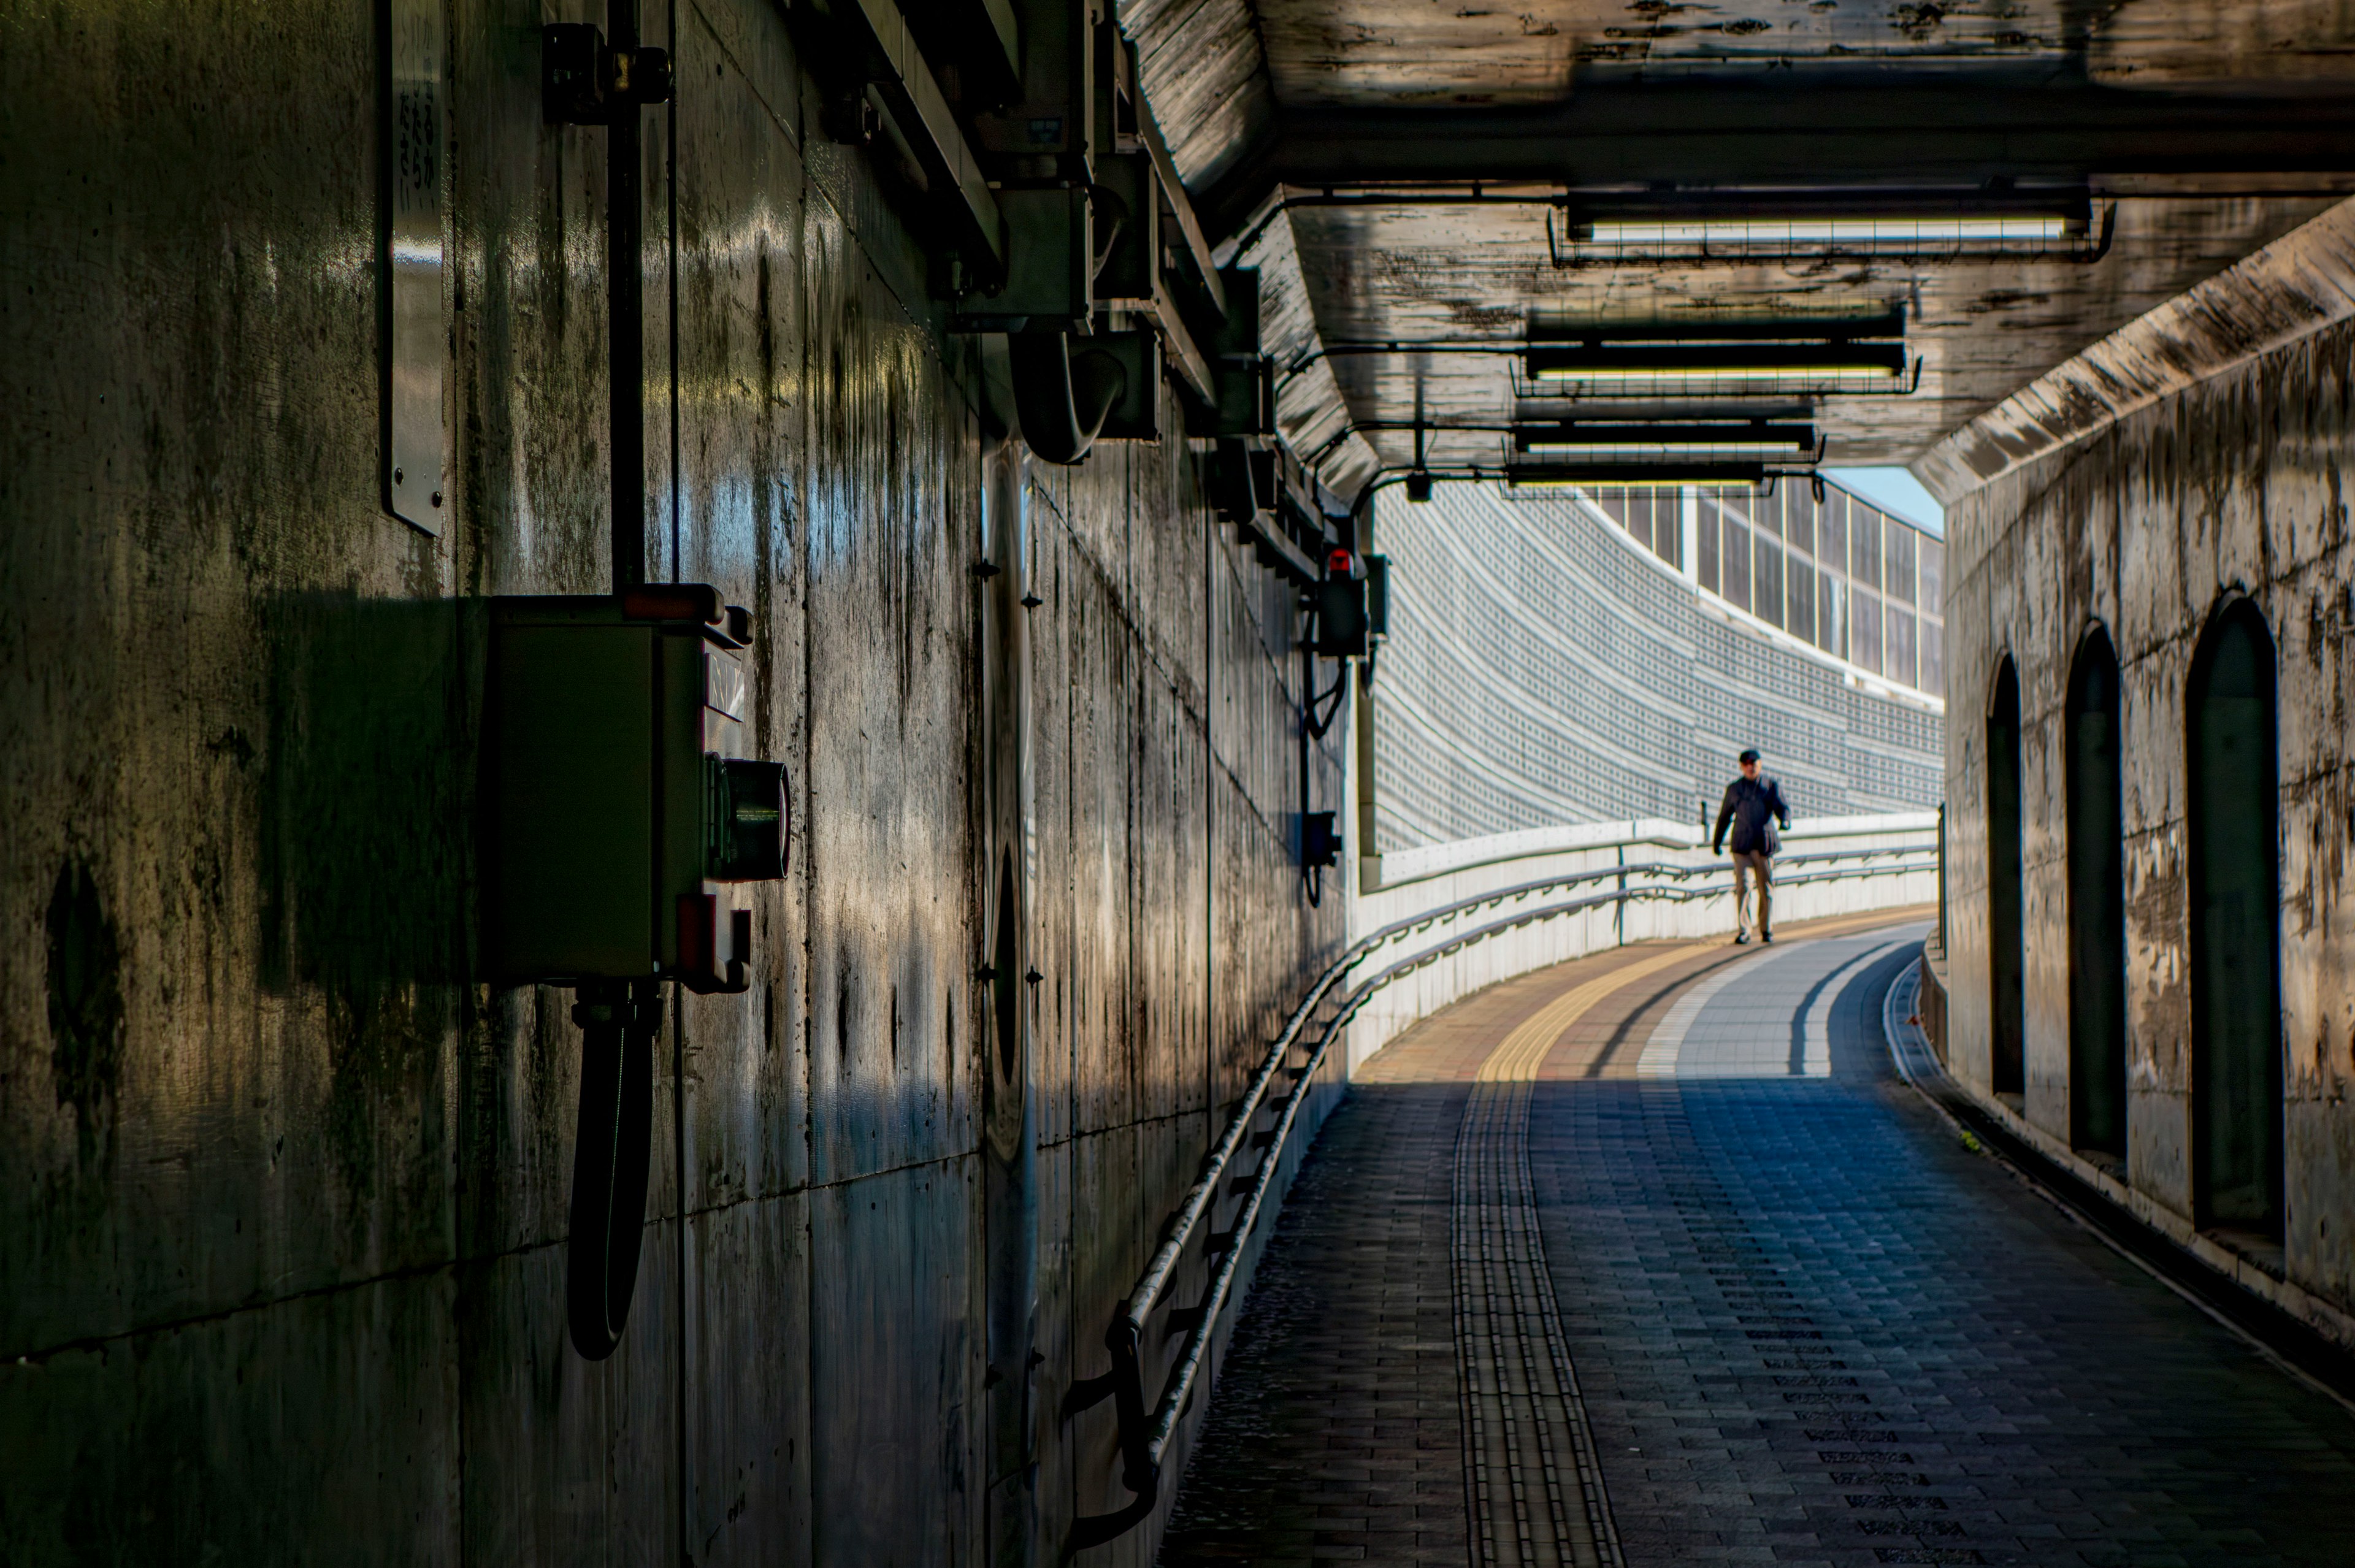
[1546,185,2104,265]
[1513,419,1817,456]
[1505,462,1769,489]
[1523,312,1907,394]
[1583,215,2071,247]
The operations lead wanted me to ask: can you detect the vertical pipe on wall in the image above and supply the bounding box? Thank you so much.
[1353,670,1378,885]
[981,440,1040,1567]
[1986,656,2026,1098]
[663,4,687,1550]
[665,0,681,586]
[1298,640,1310,901]
[1206,478,1217,1182]
[609,0,646,588]
[1935,802,1948,955]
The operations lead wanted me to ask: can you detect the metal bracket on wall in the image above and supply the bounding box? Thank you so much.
[800,0,1007,280]
[541,22,673,125]
[538,18,674,589]
[380,0,446,534]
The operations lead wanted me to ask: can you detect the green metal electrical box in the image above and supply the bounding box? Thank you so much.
[954,185,1095,331]
[483,587,787,992]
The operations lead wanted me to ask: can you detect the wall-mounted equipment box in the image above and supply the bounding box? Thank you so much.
[967,0,1097,174]
[483,587,787,993]
[955,185,1094,331]
[1185,268,1272,439]
[1092,153,1160,304]
[1094,329,1163,441]
[1314,556,1369,659]
[1300,810,1341,870]
[1210,438,1273,524]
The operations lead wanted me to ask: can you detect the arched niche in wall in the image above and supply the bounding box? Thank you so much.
[2065,625,2128,1159]
[2186,597,2283,1237]
[1986,654,2026,1099]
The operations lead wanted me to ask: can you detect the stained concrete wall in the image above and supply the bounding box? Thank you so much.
[0,2,1344,1562]
[1938,296,2355,1342]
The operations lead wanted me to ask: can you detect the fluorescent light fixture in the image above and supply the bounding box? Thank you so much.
[1542,478,1758,490]
[1527,363,1901,384]
[1579,216,2072,247]
[1528,311,1905,345]
[1520,443,1782,456]
[1523,315,1907,388]
[1515,421,1817,456]
[1546,189,2099,261]
[1506,462,1769,489]
[1512,478,1761,491]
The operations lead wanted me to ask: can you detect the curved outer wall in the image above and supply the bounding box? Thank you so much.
[1369,483,1943,853]
[1933,202,2355,1344]
[0,6,1344,1565]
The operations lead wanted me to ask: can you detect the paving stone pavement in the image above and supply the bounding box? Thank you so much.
[1156,915,2355,1568]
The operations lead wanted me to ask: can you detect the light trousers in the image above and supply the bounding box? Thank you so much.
[1731,850,1774,936]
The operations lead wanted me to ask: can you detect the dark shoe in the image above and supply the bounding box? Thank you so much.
[1733,931,1750,945]
[1761,930,1775,945]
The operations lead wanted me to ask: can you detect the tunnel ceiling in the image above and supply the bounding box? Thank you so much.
[1128,0,2355,488]
[1249,0,2355,107]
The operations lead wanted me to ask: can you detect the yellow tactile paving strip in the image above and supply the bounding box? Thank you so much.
[1425,908,1931,1568]
[1360,905,1936,1088]
[1474,946,1702,1084]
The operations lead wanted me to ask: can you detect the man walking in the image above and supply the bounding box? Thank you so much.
[1712,748,1791,944]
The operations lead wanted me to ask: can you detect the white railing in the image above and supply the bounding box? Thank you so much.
[1343,812,1940,1073]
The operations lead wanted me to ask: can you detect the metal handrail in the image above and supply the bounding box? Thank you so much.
[1060,843,1936,1555]
[1355,841,1932,956]
[1326,857,1934,1000]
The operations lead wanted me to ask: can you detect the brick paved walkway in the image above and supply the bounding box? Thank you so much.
[1157,916,2355,1567]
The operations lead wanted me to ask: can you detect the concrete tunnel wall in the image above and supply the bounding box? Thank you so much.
[1938,295,2355,1345]
[0,3,1346,1563]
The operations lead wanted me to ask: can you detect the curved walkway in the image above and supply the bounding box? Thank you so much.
[1158,913,2355,1568]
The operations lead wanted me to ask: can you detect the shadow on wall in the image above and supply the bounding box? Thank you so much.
[44,863,126,1165]
[37,595,478,1185]
[256,592,480,995]
[254,592,483,1198]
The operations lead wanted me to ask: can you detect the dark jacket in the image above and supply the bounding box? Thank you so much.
[1714,774,1791,855]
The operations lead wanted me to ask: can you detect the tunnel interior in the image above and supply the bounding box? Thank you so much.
[12,0,2355,1563]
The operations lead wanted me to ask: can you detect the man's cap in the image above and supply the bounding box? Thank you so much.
[1738,748,1761,764]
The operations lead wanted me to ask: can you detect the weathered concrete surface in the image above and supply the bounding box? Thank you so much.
[1939,220,2355,1338]
[1919,197,2355,500]
[0,1,1343,1562]
[1252,0,2355,104]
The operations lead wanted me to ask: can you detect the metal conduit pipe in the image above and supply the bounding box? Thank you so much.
[537,15,676,1361]
[1333,460,1851,522]
[1009,333,1130,465]
[1062,843,1934,1553]
[565,979,664,1360]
